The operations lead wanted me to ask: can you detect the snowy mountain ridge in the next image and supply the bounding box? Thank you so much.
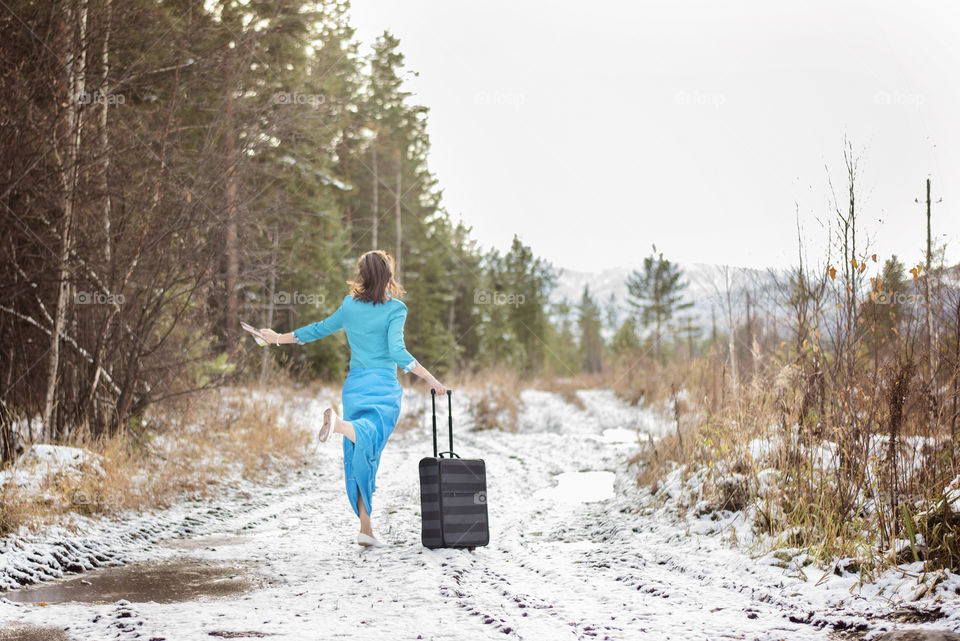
[551,261,783,330]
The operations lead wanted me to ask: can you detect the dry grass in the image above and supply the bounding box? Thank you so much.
[607,353,702,409]
[0,481,29,535]
[393,414,419,433]
[532,373,609,409]
[909,494,960,569]
[0,387,311,535]
[454,367,524,431]
[615,341,960,574]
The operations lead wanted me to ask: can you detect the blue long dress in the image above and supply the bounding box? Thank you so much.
[292,294,418,518]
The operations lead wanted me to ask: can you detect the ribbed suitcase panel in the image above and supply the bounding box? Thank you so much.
[418,458,444,548]
[439,459,489,548]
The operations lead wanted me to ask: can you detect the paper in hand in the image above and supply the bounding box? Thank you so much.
[240,321,269,347]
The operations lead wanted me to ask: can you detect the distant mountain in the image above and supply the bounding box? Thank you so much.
[551,262,784,333]
[553,260,960,337]
[550,263,960,348]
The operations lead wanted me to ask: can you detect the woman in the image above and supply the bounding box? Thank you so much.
[260,250,447,547]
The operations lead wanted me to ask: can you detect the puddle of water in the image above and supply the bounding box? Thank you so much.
[534,470,615,503]
[162,534,249,551]
[598,427,641,444]
[0,626,72,641]
[1,559,257,605]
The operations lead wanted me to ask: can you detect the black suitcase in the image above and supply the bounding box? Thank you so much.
[419,390,490,549]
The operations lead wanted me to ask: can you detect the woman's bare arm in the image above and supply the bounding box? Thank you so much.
[409,363,447,395]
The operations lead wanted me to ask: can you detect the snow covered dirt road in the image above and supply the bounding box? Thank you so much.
[0,389,954,640]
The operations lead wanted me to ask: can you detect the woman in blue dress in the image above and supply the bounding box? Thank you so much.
[259,250,447,547]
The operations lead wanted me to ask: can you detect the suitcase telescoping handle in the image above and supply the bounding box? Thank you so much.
[431,389,459,459]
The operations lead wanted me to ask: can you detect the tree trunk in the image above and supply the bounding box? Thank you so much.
[223,23,238,351]
[925,178,935,379]
[952,294,959,472]
[371,142,378,249]
[724,268,739,396]
[448,296,456,371]
[44,0,88,441]
[99,0,112,264]
[260,226,278,384]
[745,290,753,378]
[654,314,661,363]
[395,154,402,278]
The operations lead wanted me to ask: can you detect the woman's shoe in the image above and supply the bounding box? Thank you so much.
[320,407,338,443]
[357,532,382,547]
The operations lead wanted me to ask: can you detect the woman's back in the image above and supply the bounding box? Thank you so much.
[293,295,417,373]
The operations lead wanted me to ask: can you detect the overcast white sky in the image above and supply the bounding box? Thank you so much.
[348,0,960,273]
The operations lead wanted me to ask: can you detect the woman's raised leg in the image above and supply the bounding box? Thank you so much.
[333,415,356,443]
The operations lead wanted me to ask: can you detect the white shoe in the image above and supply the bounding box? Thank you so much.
[320,407,338,443]
[357,532,382,547]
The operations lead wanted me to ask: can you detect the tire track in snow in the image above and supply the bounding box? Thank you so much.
[398,399,825,640]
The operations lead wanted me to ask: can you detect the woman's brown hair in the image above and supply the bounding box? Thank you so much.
[348,250,405,304]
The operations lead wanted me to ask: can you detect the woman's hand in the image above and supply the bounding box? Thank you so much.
[259,328,280,345]
[409,363,448,396]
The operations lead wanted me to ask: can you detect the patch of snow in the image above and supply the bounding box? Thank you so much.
[596,426,641,444]
[534,471,615,504]
[0,445,103,493]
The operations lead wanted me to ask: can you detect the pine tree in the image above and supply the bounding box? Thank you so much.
[545,299,580,376]
[502,236,556,374]
[610,317,641,357]
[863,255,908,364]
[626,250,692,362]
[578,286,604,373]
[476,249,523,369]
[603,292,619,334]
